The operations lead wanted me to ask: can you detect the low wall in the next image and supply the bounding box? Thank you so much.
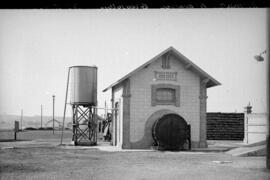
[207,112,244,140]
[244,113,267,144]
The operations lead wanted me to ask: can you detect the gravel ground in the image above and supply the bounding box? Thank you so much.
[0,131,269,180]
[0,146,269,180]
[0,130,73,141]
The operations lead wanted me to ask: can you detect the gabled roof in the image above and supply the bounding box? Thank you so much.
[103,46,221,92]
[46,119,61,124]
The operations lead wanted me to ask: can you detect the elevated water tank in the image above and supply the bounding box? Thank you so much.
[69,66,97,105]
[152,114,188,150]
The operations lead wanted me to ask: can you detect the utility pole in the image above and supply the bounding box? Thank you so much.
[266,48,270,169]
[52,95,55,134]
[105,101,107,118]
[41,105,43,128]
[20,109,23,131]
[267,9,270,169]
[254,48,269,169]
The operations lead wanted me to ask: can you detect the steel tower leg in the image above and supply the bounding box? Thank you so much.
[72,105,97,146]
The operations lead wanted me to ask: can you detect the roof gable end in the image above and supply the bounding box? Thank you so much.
[103,46,221,92]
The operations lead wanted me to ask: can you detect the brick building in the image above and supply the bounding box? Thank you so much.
[103,47,221,149]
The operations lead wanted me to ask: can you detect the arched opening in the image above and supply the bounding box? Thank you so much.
[152,113,190,150]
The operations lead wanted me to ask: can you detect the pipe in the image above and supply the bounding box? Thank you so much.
[60,67,71,145]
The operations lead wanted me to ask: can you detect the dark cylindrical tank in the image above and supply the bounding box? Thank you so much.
[152,114,188,150]
[69,66,97,105]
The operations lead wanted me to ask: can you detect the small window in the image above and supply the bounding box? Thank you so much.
[151,84,180,107]
[156,88,175,102]
[162,54,170,69]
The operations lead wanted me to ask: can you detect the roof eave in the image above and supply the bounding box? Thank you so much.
[102,47,174,92]
[206,80,221,88]
[103,46,221,91]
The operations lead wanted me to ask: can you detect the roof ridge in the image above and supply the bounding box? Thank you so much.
[103,47,220,92]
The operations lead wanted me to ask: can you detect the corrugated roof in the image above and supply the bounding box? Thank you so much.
[103,46,221,92]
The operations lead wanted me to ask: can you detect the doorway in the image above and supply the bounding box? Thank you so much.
[114,99,123,148]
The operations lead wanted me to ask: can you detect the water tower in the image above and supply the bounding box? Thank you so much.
[69,66,98,145]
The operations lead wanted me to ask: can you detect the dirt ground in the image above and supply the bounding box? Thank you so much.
[0,146,269,180]
[0,131,269,180]
[0,130,74,141]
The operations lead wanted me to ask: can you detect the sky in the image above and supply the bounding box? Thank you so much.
[0,9,268,117]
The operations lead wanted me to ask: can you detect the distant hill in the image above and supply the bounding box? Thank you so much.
[0,114,72,130]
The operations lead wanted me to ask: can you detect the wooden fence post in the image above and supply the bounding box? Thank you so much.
[14,121,19,140]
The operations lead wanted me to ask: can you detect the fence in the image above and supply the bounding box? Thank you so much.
[0,121,19,141]
[244,113,267,144]
[207,112,244,140]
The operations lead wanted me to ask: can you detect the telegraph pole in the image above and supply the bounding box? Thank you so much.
[52,95,55,134]
[254,48,269,169]
[20,109,23,131]
[41,105,43,128]
[265,44,269,169]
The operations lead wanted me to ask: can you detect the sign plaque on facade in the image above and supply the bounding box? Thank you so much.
[154,71,177,81]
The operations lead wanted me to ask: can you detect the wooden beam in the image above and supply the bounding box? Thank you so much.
[185,63,192,69]
[202,78,210,84]
[166,51,170,61]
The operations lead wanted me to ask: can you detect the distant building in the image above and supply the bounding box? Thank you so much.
[66,114,105,130]
[103,47,221,149]
[45,119,61,129]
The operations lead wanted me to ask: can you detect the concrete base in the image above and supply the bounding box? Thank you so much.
[199,141,208,148]
[226,145,266,157]
[122,143,131,149]
[192,141,208,148]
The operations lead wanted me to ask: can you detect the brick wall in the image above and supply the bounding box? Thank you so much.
[207,113,244,140]
[129,53,201,144]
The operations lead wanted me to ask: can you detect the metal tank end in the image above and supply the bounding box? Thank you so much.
[69,65,97,68]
